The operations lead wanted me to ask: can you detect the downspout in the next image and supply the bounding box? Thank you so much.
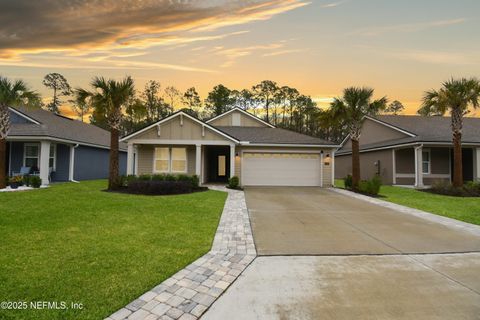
[69,144,80,183]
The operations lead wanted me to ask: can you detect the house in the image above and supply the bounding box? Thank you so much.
[121,108,338,187]
[5,106,127,185]
[335,115,480,187]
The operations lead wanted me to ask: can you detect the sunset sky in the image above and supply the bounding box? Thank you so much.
[1,0,479,116]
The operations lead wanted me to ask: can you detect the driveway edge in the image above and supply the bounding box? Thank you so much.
[330,187,480,236]
[107,187,257,320]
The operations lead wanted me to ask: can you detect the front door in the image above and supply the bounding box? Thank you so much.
[206,146,230,183]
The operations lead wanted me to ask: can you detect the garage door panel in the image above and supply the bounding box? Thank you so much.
[242,152,321,186]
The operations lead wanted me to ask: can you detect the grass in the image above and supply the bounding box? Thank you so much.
[335,179,480,226]
[0,180,227,320]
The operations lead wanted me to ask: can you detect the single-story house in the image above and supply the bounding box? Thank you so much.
[335,115,480,187]
[5,106,127,185]
[121,107,338,187]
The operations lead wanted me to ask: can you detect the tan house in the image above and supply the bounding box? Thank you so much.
[121,108,338,187]
[335,115,480,187]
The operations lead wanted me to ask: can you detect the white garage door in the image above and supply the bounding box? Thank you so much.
[242,152,321,186]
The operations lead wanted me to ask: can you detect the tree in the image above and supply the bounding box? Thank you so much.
[0,76,41,188]
[70,89,91,122]
[231,89,255,112]
[205,84,235,117]
[419,78,480,187]
[182,87,202,114]
[384,100,405,115]
[252,80,278,124]
[331,87,387,190]
[123,98,147,134]
[164,86,181,111]
[43,73,71,113]
[79,76,135,190]
[142,81,171,122]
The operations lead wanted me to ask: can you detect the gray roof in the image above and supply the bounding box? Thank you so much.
[215,126,337,146]
[9,107,126,150]
[338,115,480,154]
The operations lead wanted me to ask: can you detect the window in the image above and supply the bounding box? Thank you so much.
[154,147,170,173]
[171,148,187,173]
[24,143,39,168]
[154,147,187,173]
[422,150,431,174]
[49,144,56,170]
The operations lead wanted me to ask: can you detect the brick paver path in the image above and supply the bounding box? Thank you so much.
[107,187,256,320]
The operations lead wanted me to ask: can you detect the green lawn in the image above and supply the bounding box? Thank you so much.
[0,180,227,320]
[335,180,480,225]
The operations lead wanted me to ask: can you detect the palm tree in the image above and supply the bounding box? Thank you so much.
[331,87,387,190]
[0,76,41,189]
[419,78,480,188]
[78,76,135,190]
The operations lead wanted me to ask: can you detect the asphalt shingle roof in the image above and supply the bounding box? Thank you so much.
[215,126,337,145]
[9,107,126,150]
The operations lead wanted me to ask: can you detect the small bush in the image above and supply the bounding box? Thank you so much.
[30,176,42,188]
[344,175,353,190]
[228,176,240,189]
[138,174,152,181]
[191,175,200,188]
[151,174,166,181]
[164,174,177,182]
[128,180,193,195]
[429,180,480,197]
[357,175,382,196]
[23,175,31,186]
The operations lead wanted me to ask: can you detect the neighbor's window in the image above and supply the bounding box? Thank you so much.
[422,149,431,174]
[154,147,170,173]
[171,148,187,173]
[24,143,39,168]
[49,144,56,170]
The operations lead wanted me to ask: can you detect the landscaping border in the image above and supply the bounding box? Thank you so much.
[107,186,256,320]
[331,187,480,237]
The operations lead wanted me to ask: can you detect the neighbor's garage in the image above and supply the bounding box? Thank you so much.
[242,152,321,186]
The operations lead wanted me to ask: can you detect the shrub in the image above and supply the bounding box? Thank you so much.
[138,174,152,181]
[357,175,382,196]
[430,180,480,197]
[228,176,240,189]
[23,175,31,186]
[344,175,353,190]
[9,175,23,186]
[128,180,193,195]
[191,175,200,188]
[151,174,166,181]
[164,174,177,182]
[30,176,42,188]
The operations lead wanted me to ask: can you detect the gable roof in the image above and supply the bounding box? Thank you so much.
[215,126,337,146]
[8,106,126,150]
[120,110,240,143]
[337,115,480,154]
[206,107,275,128]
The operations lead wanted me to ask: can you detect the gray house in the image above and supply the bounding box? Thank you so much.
[5,106,127,185]
[335,115,480,187]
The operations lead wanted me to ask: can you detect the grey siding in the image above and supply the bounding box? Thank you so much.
[74,146,126,180]
[51,144,70,182]
[335,149,393,184]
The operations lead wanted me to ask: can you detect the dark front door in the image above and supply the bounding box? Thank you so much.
[206,146,230,183]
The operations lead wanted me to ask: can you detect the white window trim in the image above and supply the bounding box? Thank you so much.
[23,143,40,168]
[49,143,57,171]
[422,149,431,174]
[153,147,188,174]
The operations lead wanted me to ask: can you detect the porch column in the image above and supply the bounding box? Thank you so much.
[195,144,202,177]
[475,148,480,182]
[39,140,51,185]
[414,145,424,188]
[230,145,235,179]
[69,144,78,181]
[127,143,134,175]
[392,149,396,185]
[320,151,324,187]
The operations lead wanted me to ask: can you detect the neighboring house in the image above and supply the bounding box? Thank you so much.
[335,115,480,187]
[5,106,127,185]
[121,108,338,187]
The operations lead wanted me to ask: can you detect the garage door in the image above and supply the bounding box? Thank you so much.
[242,152,321,186]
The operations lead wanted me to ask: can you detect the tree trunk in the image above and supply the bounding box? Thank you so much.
[452,131,463,188]
[351,138,361,191]
[108,128,120,190]
[0,138,6,189]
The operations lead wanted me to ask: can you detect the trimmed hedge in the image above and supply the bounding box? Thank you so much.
[119,174,201,195]
[428,181,480,197]
[228,176,240,189]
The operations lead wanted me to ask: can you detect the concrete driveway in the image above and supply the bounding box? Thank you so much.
[245,187,480,255]
[202,187,480,320]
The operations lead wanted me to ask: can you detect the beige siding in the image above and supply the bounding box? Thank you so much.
[208,110,267,127]
[342,118,410,150]
[235,146,335,187]
[335,149,394,184]
[133,116,230,142]
[137,144,197,175]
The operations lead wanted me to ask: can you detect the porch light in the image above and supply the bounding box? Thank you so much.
[324,154,331,165]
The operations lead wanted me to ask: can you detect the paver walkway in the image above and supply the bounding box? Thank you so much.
[106,187,256,320]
